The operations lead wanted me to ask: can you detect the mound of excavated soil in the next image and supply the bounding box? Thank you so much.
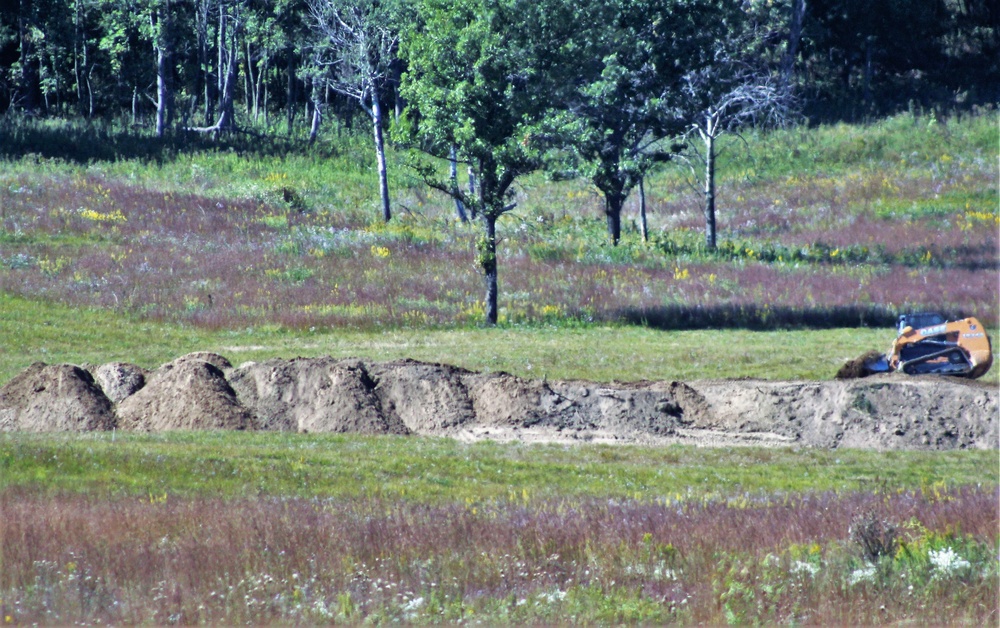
[1,353,996,450]
[686,375,997,450]
[836,350,887,379]
[89,362,147,404]
[367,359,476,432]
[228,357,409,434]
[117,355,252,431]
[0,363,116,432]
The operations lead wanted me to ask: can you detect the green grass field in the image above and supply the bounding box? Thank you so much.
[0,292,895,384]
[3,431,995,502]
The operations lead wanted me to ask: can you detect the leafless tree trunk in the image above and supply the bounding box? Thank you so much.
[371,92,391,221]
[217,3,237,132]
[702,125,716,249]
[86,66,94,118]
[308,0,398,222]
[244,40,254,118]
[73,0,83,111]
[309,77,323,144]
[286,48,297,134]
[681,58,792,249]
[187,0,241,134]
[196,0,214,126]
[152,2,172,138]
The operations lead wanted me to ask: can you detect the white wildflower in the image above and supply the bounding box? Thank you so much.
[402,597,424,611]
[312,599,333,619]
[540,589,567,604]
[401,596,425,619]
[929,547,971,578]
[791,561,819,577]
[848,564,877,585]
[652,563,678,581]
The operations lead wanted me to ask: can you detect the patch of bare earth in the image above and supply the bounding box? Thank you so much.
[0,353,996,450]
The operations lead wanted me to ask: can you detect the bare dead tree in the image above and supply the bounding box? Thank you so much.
[679,45,794,249]
[307,0,397,223]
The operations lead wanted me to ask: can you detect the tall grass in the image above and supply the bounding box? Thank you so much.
[2,431,996,624]
[1,485,995,624]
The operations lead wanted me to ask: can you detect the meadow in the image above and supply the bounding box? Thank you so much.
[0,110,998,624]
[1,432,998,624]
[0,110,996,339]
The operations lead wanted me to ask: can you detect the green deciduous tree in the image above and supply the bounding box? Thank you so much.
[544,0,723,246]
[399,0,576,325]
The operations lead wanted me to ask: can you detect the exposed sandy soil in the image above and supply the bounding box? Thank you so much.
[1,352,996,450]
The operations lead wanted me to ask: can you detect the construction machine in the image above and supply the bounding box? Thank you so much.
[862,313,993,378]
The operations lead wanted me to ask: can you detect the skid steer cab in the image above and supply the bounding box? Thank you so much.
[865,313,993,378]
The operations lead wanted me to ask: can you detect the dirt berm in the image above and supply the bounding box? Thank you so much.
[1,353,996,450]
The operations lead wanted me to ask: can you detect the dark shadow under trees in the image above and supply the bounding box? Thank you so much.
[0,118,330,166]
[615,303,923,331]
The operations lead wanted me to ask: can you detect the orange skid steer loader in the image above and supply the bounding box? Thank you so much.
[863,313,993,378]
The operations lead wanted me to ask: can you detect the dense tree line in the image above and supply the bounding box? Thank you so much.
[1,0,995,128]
[1,0,996,325]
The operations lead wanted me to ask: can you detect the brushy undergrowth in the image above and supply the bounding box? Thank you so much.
[0,111,996,337]
[0,431,996,625]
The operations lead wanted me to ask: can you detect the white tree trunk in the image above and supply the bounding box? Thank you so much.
[372,93,391,222]
[154,7,169,138]
[639,176,648,243]
[704,130,717,250]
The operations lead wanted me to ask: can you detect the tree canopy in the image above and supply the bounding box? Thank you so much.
[398,0,580,324]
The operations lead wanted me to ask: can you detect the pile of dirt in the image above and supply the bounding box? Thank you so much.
[368,360,477,432]
[228,357,409,434]
[0,363,115,432]
[89,362,147,404]
[836,350,887,379]
[686,376,997,450]
[116,354,252,431]
[0,352,996,450]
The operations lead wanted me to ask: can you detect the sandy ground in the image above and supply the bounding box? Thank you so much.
[1,353,996,450]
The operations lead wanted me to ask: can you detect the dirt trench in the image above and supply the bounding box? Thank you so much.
[1,352,996,450]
